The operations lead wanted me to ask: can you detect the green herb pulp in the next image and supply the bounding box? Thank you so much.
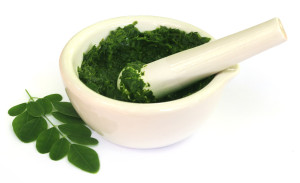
[78,22,214,103]
[118,61,155,103]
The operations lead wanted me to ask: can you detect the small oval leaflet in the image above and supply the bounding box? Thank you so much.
[44,94,63,102]
[8,103,27,116]
[58,124,92,137]
[36,127,60,154]
[19,117,48,143]
[36,98,53,114]
[27,101,44,117]
[68,136,98,145]
[68,144,100,173]
[50,138,70,161]
[52,112,84,124]
[52,102,80,118]
[12,111,35,139]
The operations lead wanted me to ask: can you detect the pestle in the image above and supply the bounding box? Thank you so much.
[117,18,287,99]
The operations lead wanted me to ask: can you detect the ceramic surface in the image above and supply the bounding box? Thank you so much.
[59,16,239,148]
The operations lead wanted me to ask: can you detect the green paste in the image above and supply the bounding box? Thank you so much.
[78,21,215,103]
[118,61,155,103]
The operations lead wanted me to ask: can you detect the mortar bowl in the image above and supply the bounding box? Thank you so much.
[59,16,239,149]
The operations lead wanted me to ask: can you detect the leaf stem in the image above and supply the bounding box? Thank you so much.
[25,89,72,144]
[43,115,69,140]
[25,89,35,101]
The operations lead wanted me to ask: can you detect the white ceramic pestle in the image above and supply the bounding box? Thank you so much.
[118,18,287,99]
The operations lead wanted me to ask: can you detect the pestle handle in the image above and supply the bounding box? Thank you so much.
[141,18,287,98]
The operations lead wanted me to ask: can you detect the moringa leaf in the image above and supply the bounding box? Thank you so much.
[68,136,98,145]
[36,98,52,114]
[52,102,80,118]
[52,112,84,124]
[12,111,36,139]
[8,103,27,116]
[58,124,91,137]
[44,94,63,102]
[36,127,60,154]
[27,101,44,117]
[10,90,100,173]
[68,144,100,173]
[49,138,70,161]
[19,117,48,143]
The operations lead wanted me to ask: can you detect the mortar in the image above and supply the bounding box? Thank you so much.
[59,16,239,148]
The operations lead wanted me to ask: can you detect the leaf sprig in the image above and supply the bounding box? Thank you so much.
[8,90,100,173]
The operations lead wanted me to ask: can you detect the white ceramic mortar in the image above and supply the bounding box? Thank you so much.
[59,16,239,149]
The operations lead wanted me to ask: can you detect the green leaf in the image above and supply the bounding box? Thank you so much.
[8,103,27,116]
[36,127,60,154]
[11,90,100,173]
[27,101,44,117]
[68,136,98,145]
[12,111,36,139]
[68,144,100,173]
[52,102,80,118]
[36,98,52,114]
[58,124,91,137]
[49,138,70,161]
[44,94,63,102]
[52,112,84,124]
[58,124,97,145]
[19,117,48,143]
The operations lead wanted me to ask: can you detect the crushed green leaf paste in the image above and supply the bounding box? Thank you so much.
[78,21,215,103]
[118,61,155,103]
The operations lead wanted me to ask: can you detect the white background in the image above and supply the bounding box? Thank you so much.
[1,0,299,182]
